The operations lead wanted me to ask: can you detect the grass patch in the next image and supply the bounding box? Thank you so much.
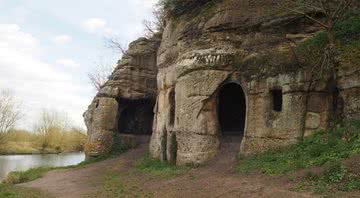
[0,183,52,198]
[236,120,360,176]
[88,171,154,198]
[135,155,190,178]
[296,162,360,194]
[2,167,55,185]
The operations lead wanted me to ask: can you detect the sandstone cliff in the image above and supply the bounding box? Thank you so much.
[84,36,160,156]
[84,0,360,165]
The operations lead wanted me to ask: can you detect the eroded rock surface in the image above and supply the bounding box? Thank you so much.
[85,0,360,165]
[84,37,160,156]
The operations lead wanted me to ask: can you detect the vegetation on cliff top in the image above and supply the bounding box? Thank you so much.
[297,9,360,66]
[159,0,218,17]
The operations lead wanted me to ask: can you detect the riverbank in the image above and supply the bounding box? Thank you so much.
[0,141,57,155]
[2,143,357,198]
[0,129,87,155]
[2,121,360,197]
[0,141,83,155]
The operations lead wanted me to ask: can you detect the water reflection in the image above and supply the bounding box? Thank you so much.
[0,153,85,181]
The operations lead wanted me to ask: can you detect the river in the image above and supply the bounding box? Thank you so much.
[0,153,85,181]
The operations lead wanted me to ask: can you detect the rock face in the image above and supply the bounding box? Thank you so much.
[84,37,160,157]
[84,1,360,164]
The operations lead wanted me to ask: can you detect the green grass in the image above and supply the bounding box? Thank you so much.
[2,167,55,185]
[0,183,52,198]
[2,163,95,186]
[295,162,360,194]
[236,120,360,176]
[90,154,191,197]
[135,154,190,178]
[88,171,154,198]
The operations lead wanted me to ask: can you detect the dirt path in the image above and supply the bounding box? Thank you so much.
[20,141,316,198]
[19,144,148,198]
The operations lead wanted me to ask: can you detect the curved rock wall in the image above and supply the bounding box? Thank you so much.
[149,0,359,165]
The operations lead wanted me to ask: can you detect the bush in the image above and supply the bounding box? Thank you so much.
[159,0,216,17]
[333,10,360,44]
[296,10,360,68]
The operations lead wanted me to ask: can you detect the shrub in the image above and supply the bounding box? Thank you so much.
[333,10,360,44]
[159,0,216,17]
[296,10,360,68]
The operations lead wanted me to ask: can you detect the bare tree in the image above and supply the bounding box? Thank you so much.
[88,2,166,91]
[105,37,129,55]
[0,89,22,144]
[86,36,130,92]
[143,4,166,37]
[88,59,116,91]
[34,109,68,149]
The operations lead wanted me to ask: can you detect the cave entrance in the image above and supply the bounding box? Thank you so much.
[117,98,154,135]
[218,83,246,137]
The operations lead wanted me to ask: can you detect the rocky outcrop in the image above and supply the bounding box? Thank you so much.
[149,0,359,165]
[84,37,161,157]
[85,0,360,165]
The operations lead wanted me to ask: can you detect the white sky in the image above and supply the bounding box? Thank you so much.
[0,0,158,130]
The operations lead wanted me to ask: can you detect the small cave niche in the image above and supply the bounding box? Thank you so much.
[271,89,283,112]
[117,98,155,135]
[218,83,246,136]
[330,85,344,117]
[169,89,176,126]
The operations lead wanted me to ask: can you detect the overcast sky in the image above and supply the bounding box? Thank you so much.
[0,0,158,130]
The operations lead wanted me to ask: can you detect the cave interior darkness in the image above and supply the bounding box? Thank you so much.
[218,83,246,137]
[117,98,154,135]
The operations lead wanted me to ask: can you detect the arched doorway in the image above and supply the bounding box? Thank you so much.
[218,83,246,137]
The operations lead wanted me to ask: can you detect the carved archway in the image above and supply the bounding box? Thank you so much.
[217,83,246,137]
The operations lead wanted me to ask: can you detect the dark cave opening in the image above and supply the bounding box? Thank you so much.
[218,83,246,136]
[117,98,155,135]
[271,89,283,112]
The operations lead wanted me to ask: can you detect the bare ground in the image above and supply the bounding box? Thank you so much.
[20,138,318,198]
